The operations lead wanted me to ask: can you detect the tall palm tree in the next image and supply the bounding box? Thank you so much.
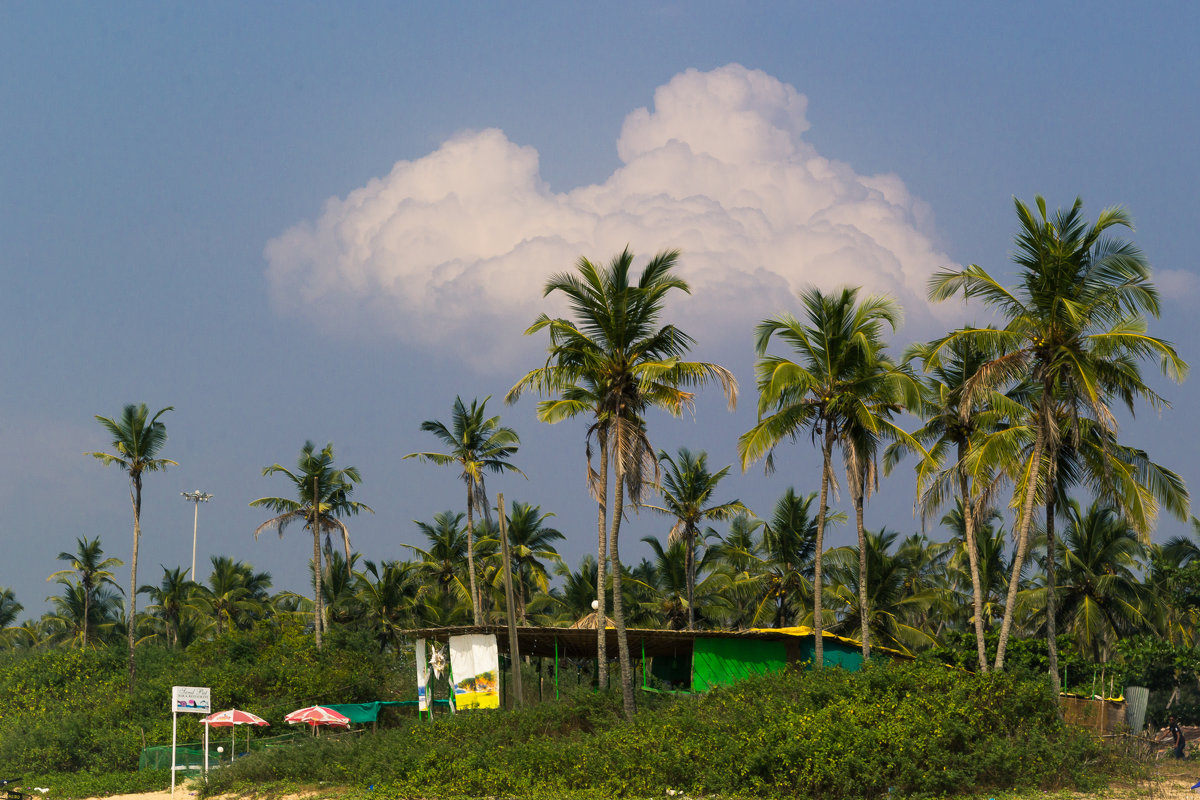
[404,396,524,625]
[88,403,175,691]
[838,358,922,658]
[508,246,737,718]
[48,537,123,649]
[648,448,747,629]
[738,287,907,666]
[928,195,1187,672]
[250,441,373,649]
[892,336,1020,671]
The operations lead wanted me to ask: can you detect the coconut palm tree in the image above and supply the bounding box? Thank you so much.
[200,556,273,635]
[492,501,564,623]
[46,581,124,648]
[1045,500,1148,662]
[738,287,907,666]
[250,441,373,649]
[138,566,200,648]
[838,358,923,658]
[48,537,123,649]
[648,448,747,629]
[404,396,524,625]
[0,588,22,630]
[706,512,766,630]
[508,246,737,718]
[824,528,941,655]
[355,559,420,651]
[408,511,473,613]
[892,336,1022,671]
[88,403,175,691]
[928,196,1187,672]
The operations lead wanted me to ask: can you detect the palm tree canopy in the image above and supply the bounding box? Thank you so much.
[739,286,917,473]
[88,404,177,478]
[404,395,525,507]
[507,247,737,504]
[250,441,374,562]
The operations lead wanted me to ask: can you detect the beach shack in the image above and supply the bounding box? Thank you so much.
[403,624,899,703]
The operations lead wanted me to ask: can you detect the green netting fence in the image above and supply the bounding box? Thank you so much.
[139,731,307,771]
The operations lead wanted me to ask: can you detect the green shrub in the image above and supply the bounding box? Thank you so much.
[203,660,1104,799]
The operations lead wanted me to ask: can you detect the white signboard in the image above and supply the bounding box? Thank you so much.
[171,685,211,714]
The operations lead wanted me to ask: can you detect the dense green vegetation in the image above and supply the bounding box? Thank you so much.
[0,195,1195,797]
[202,661,1104,799]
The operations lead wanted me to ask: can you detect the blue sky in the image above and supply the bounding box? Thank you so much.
[2,2,1197,617]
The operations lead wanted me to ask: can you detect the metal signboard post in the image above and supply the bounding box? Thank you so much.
[170,686,211,794]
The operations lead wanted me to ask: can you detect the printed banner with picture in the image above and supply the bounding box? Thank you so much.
[448,633,500,710]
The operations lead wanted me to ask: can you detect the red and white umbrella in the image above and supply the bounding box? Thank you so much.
[284,705,350,729]
[200,708,270,760]
[201,708,270,727]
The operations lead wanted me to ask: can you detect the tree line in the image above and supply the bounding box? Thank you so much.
[2,195,1194,723]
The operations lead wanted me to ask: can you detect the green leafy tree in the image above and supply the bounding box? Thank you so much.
[404,396,524,625]
[47,536,123,649]
[648,448,746,630]
[508,246,737,718]
[738,287,904,666]
[250,441,373,649]
[87,402,175,691]
[928,196,1187,672]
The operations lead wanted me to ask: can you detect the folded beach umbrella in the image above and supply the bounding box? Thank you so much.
[284,705,351,728]
[201,708,270,760]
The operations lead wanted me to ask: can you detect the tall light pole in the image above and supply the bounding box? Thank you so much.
[181,490,213,580]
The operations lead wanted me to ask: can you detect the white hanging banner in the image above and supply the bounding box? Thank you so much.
[448,633,500,710]
[415,638,429,713]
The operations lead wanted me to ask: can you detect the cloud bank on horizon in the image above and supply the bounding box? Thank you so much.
[265,64,955,368]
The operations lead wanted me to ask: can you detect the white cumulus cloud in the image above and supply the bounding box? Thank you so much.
[265,64,954,369]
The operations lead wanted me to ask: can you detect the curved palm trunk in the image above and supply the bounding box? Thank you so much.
[851,472,869,659]
[609,471,635,719]
[812,427,835,668]
[994,400,1048,671]
[465,482,481,625]
[1045,493,1060,695]
[127,476,142,693]
[957,448,989,673]
[594,436,609,688]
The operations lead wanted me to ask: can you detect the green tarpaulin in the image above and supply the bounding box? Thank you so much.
[692,637,787,692]
[324,701,405,723]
